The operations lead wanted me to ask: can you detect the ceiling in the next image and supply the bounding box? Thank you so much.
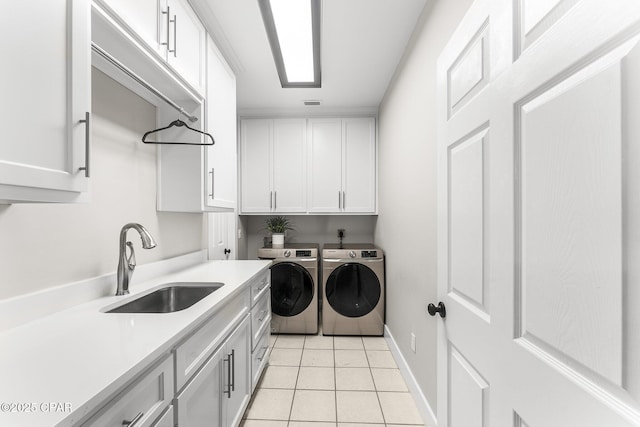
[191,0,428,115]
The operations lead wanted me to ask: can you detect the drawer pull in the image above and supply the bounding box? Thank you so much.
[257,345,269,362]
[258,310,268,322]
[257,281,269,291]
[122,412,144,426]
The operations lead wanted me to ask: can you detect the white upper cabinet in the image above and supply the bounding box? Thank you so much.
[165,0,206,94]
[342,118,377,213]
[156,37,237,213]
[97,0,164,56]
[98,0,206,94]
[308,118,376,214]
[240,119,307,214]
[0,0,91,203]
[205,37,237,210]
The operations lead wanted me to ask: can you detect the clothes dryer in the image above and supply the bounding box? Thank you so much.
[321,244,384,336]
[258,244,319,334]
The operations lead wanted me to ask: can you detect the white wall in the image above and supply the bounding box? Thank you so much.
[375,0,473,413]
[243,215,376,259]
[0,69,206,300]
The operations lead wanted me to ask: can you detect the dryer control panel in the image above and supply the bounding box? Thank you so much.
[361,250,378,258]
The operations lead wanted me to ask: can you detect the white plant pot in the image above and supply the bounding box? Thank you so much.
[272,233,285,248]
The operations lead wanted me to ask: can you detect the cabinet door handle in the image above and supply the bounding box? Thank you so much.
[257,280,269,291]
[230,349,236,392]
[338,191,341,209]
[209,168,214,199]
[257,345,269,361]
[170,14,177,57]
[258,310,268,322]
[342,192,346,210]
[269,191,273,209]
[161,7,171,49]
[78,112,90,178]
[122,411,144,426]
[274,191,277,210]
[224,353,232,398]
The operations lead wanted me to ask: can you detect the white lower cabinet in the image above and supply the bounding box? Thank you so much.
[222,317,251,427]
[81,356,174,427]
[79,272,268,427]
[153,406,174,427]
[248,270,271,390]
[176,345,223,426]
[176,316,251,427]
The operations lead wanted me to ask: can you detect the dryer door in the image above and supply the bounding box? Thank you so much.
[325,263,381,318]
[271,262,315,317]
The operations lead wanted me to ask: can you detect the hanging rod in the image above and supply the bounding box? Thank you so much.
[91,42,198,123]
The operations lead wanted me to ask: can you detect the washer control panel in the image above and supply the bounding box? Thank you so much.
[361,250,378,258]
[296,250,312,257]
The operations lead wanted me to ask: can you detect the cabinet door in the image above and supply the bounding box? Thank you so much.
[307,119,343,212]
[98,0,165,57]
[206,38,237,210]
[241,120,273,213]
[167,0,206,94]
[151,405,174,427]
[176,346,224,427]
[1,0,90,203]
[343,118,376,213]
[223,317,251,427]
[273,119,307,212]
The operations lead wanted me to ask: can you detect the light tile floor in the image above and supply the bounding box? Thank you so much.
[242,333,425,427]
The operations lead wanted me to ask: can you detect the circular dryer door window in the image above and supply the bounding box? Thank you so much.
[326,263,381,318]
[271,262,315,317]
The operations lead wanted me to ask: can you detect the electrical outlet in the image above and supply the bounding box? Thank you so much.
[338,228,345,238]
[411,333,416,353]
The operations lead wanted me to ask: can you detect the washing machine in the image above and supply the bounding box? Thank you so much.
[258,244,319,334]
[322,244,385,336]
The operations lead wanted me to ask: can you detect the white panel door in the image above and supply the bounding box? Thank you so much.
[273,119,306,212]
[342,118,376,213]
[208,212,236,260]
[437,0,640,426]
[241,120,272,213]
[1,0,90,203]
[308,118,342,212]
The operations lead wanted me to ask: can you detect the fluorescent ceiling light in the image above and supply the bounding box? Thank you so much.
[259,0,321,88]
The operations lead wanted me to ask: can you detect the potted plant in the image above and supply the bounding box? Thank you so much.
[265,216,294,248]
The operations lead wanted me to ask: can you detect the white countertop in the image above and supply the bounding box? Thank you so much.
[0,260,271,427]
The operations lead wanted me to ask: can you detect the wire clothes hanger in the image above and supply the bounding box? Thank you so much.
[141,113,215,146]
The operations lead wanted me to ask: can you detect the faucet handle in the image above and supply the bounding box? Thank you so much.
[126,241,136,270]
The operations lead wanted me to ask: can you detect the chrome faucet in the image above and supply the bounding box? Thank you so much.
[116,223,157,296]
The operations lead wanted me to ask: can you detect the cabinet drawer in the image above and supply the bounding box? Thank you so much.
[174,289,250,391]
[251,291,271,350]
[250,270,270,307]
[251,329,270,391]
[82,355,173,427]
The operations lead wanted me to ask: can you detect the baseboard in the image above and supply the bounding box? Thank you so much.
[384,325,438,427]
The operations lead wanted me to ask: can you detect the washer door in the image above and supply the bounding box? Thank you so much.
[325,263,381,318]
[271,262,315,317]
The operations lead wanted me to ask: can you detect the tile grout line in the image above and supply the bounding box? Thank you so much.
[364,339,388,426]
